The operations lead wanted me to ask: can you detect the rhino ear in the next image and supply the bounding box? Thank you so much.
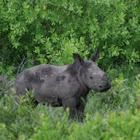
[90,49,100,62]
[73,53,84,66]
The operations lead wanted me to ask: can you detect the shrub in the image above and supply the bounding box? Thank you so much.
[0,0,140,75]
[0,68,140,139]
[30,110,140,140]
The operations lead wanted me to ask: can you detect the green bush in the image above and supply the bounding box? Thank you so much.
[30,110,140,140]
[0,0,140,139]
[0,93,40,139]
[0,0,140,75]
[0,68,140,139]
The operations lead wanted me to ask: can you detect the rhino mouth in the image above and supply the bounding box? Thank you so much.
[97,83,111,92]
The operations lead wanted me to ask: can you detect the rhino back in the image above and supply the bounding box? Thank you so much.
[15,64,66,91]
[15,64,82,103]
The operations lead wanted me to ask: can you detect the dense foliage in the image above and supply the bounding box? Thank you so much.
[0,68,140,139]
[0,0,140,139]
[0,0,140,76]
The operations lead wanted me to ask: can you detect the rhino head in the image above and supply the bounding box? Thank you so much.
[73,50,111,92]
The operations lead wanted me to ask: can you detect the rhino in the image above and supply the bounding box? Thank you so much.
[14,50,111,121]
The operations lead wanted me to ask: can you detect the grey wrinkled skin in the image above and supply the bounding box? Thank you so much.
[14,51,111,121]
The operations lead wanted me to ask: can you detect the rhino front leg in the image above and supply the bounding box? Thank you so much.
[77,103,85,122]
[69,108,78,121]
[62,97,78,121]
[77,97,87,122]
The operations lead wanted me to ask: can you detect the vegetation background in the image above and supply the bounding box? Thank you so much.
[0,0,140,139]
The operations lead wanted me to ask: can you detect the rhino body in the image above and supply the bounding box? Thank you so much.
[14,51,111,121]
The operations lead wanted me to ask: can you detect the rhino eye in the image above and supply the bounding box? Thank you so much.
[90,76,93,79]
